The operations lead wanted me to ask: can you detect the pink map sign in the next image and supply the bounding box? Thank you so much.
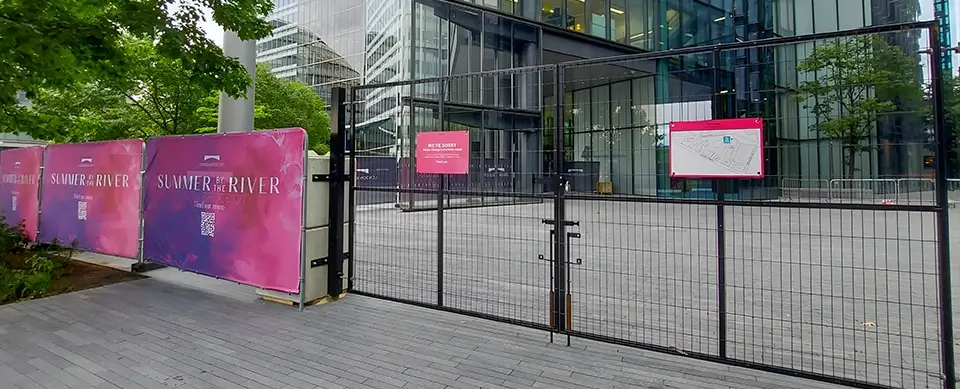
[416,131,470,175]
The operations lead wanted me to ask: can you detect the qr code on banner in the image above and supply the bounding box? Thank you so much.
[77,201,87,221]
[10,196,16,212]
[200,212,215,238]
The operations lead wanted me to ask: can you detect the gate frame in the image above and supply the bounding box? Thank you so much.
[345,64,561,331]
[340,19,955,389]
[553,20,954,389]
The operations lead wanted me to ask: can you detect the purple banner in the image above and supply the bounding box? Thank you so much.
[142,129,306,293]
[399,157,512,191]
[39,140,143,257]
[0,147,43,240]
[356,156,398,188]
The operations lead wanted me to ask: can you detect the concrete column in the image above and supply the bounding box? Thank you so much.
[217,30,257,133]
[516,39,541,193]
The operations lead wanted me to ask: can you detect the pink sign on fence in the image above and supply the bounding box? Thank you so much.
[415,131,470,175]
[39,140,143,258]
[0,147,43,240]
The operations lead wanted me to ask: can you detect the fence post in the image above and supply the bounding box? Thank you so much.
[554,64,569,338]
[347,87,357,291]
[437,80,445,308]
[930,26,957,389]
[327,87,347,298]
[711,48,729,359]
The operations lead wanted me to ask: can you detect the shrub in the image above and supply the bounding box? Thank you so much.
[0,216,29,255]
[0,217,72,303]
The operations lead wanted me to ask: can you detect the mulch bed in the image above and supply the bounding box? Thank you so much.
[0,253,145,306]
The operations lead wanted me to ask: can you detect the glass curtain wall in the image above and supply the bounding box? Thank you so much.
[463,0,758,50]
[402,0,544,193]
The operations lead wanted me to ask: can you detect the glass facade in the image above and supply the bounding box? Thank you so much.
[462,0,777,48]
[256,0,366,105]
[261,0,938,197]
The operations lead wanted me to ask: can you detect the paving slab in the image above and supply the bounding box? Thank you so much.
[0,269,852,389]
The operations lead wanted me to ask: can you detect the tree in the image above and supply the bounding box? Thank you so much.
[254,64,331,154]
[0,0,273,113]
[10,84,146,143]
[196,64,331,153]
[15,53,331,154]
[5,38,209,141]
[796,36,922,178]
[928,75,960,178]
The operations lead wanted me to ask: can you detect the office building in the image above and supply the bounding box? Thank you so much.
[259,0,944,198]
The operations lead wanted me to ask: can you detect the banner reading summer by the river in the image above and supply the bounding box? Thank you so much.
[0,147,43,240]
[142,129,306,293]
[39,140,143,258]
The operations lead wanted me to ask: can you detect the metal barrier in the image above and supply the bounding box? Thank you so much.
[828,178,899,203]
[342,19,954,389]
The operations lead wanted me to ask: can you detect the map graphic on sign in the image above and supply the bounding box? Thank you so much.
[669,118,764,178]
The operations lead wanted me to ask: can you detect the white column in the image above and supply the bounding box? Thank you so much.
[217,30,257,133]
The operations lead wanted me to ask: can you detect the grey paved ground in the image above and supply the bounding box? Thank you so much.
[0,268,849,389]
[354,194,956,388]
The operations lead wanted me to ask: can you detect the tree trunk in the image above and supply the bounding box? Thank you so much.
[846,146,857,179]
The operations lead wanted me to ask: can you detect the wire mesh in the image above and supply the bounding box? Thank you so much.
[344,20,951,389]
[556,27,946,388]
[349,66,559,327]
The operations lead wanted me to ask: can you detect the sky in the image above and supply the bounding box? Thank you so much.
[200,7,224,46]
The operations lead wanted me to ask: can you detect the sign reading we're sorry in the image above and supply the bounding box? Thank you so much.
[416,131,469,175]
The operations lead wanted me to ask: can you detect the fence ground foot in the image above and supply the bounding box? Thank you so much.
[131,261,165,273]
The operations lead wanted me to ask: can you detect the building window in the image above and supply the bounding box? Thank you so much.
[627,0,653,49]
[542,0,564,26]
[586,0,609,39]
[566,0,586,32]
[500,0,514,14]
[610,0,626,43]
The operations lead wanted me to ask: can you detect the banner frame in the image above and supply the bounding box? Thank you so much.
[137,140,147,266]
[38,140,145,258]
[141,129,307,293]
[35,146,46,243]
[298,133,308,311]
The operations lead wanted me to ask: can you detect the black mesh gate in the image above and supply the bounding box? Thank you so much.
[337,21,957,389]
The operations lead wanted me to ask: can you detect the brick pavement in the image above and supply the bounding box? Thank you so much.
[0,267,850,389]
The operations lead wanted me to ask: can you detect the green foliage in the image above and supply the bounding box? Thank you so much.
[931,75,960,178]
[796,36,922,178]
[0,0,274,116]
[10,38,332,153]
[253,64,331,154]
[0,218,29,254]
[0,217,73,304]
[193,65,332,153]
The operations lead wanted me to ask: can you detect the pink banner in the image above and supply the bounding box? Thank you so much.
[0,147,43,240]
[39,140,143,257]
[416,131,470,174]
[142,129,306,293]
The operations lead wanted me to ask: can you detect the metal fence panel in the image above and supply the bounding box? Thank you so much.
[348,66,560,328]
[555,23,949,389]
[343,20,953,389]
